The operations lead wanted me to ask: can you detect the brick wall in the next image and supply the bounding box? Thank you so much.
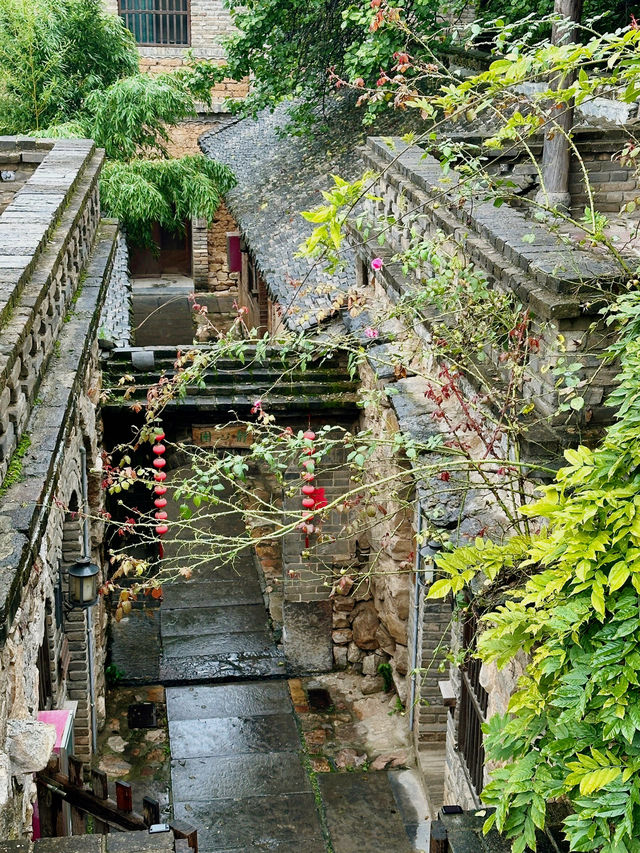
[282,445,352,604]
[103,0,249,105]
[166,122,240,300]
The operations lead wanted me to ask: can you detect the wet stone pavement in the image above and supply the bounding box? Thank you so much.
[113,468,429,851]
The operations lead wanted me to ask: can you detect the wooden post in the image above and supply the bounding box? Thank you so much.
[115,781,133,813]
[536,0,584,213]
[68,755,84,787]
[91,769,109,800]
[170,820,199,853]
[68,755,86,834]
[91,770,109,834]
[143,796,161,827]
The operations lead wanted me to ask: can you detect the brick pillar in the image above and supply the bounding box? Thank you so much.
[192,216,209,291]
[61,513,94,762]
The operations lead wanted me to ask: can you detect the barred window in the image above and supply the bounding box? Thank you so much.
[118,0,190,47]
[458,609,489,797]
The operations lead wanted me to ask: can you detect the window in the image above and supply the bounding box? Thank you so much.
[458,609,489,796]
[118,0,190,47]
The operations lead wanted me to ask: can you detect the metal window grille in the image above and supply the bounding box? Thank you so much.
[458,611,489,796]
[118,0,190,46]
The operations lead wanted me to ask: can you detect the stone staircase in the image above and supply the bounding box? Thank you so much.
[101,345,359,413]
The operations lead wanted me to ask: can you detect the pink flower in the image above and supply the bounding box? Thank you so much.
[364,327,379,339]
[371,257,383,271]
[251,399,262,414]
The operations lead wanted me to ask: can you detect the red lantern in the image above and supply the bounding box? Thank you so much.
[302,497,315,509]
[301,485,315,496]
[154,471,166,482]
[154,498,167,508]
[153,444,166,455]
[153,457,166,469]
[154,432,165,442]
[303,430,316,440]
[154,484,167,495]
[155,524,168,536]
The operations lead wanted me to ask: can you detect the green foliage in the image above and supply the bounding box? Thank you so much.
[86,74,195,160]
[428,291,640,851]
[0,0,137,133]
[0,0,236,246]
[377,661,394,691]
[100,155,237,247]
[0,433,31,499]
[477,0,632,36]
[220,0,452,129]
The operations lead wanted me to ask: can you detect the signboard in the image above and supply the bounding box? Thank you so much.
[192,424,253,449]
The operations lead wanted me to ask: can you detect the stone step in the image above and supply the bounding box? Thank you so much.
[161,604,270,637]
[159,648,286,684]
[172,794,325,852]
[168,713,299,759]
[318,771,414,853]
[171,752,311,802]
[161,578,263,609]
[166,682,291,721]
[161,628,277,659]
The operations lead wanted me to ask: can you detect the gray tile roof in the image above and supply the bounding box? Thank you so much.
[200,101,393,331]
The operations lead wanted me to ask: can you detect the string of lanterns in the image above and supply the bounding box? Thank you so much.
[152,431,168,556]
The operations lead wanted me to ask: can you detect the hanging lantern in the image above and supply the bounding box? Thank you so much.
[67,558,100,608]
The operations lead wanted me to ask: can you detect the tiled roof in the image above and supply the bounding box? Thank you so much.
[199,101,394,331]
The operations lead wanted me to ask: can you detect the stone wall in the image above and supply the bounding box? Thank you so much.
[99,230,132,348]
[361,136,622,442]
[344,133,625,810]
[0,138,116,837]
[0,150,39,215]
[474,128,640,218]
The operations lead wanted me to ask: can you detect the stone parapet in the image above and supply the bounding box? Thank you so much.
[0,220,116,640]
[358,136,624,442]
[0,138,103,484]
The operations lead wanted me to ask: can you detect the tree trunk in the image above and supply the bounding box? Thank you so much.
[535,0,584,213]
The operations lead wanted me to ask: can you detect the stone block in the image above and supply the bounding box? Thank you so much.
[283,599,332,675]
[347,642,364,664]
[7,719,56,774]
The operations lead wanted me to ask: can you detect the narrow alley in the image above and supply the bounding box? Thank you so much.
[156,468,426,852]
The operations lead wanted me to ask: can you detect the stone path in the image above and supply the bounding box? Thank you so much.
[158,473,285,684]
[159,470,428,852]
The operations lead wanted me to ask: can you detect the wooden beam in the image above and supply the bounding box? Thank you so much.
[37,772,147,831]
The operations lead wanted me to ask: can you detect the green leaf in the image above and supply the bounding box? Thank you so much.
[427,578,453,599]
[579,767,620,796]
[609,563,630,591]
